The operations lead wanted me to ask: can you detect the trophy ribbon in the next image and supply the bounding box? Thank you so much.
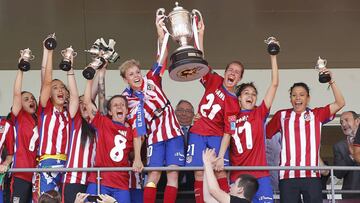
[158,25,171,76]
[192,12,200,51]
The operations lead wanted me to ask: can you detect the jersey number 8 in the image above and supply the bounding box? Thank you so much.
[110,134,127,162]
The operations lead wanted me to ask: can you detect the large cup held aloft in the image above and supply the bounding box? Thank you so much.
[59,46,77,71]
[264,37,280,55]
[315,56,331,83]
[18,48,35,72]
[157,2,209,81]
[44,33,57,50]
[82,57,106,80]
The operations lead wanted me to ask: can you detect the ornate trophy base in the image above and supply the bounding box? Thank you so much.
[18,59,30,72]
[267,43,280,55]
[82,67,96,80]
[169,48,209,81]
[319,73,331,83]
[59,60,72,71]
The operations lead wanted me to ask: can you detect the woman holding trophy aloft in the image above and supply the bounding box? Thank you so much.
[184,10,244,203]
[37,34,78,194]
[266,60,345,203]
[8,48,38,203]
[120,10,185,203]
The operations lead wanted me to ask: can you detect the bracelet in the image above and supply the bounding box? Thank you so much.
[329,80,335,85]
[67,73,75,76]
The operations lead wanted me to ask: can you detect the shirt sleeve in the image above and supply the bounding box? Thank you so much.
[90,111,103,129]
[147,63,162,87]
[266,110,281,139]
[4,121,14,155]
[313,104,333,124]
[200,67,219,88]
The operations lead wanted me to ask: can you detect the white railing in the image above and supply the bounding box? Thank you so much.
[9,165,360,202]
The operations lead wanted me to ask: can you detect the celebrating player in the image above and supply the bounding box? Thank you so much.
[185,18,243,203]
[120,13,184,203]
[9,66,39,202]
[266,68,345,203]
[83,70,137,203]
[230,40,279,203]
[37,36,75,193]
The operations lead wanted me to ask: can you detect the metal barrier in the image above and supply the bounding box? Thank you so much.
[9,165,360,202]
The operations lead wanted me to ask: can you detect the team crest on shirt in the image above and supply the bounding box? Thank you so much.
[0,125,4,134]
[147,83,155,91]
[304,112,311,121]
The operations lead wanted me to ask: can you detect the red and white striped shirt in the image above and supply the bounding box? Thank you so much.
[9,110,38,182]
[123,68,182,145]
[0,118,14,162]
[266,105,333,179]
[63,111,96,184]
[37,99,70,156]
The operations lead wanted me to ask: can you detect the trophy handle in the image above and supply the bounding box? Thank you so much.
[156,8,165,17]
[192,9,203,23]
[61,49,67,57]
[72,51,77,57]
[29,54,35,60]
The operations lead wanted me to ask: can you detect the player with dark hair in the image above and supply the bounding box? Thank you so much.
[266,68,345,203]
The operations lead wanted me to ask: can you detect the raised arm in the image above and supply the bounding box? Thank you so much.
[39,45,53,108]
[97,66,108,115]
[156,13,168,66]
[322,68,345,115]
[203,148,230,203]
[263,55,279,108]
[67,66,79,118]
[41,46,48,86]
[12,70,23,116]
[84,79,97,122]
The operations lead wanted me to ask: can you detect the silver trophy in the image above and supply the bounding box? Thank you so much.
[157,2,208,81]
[264,37,280,55]
[18,48,35,72]
[82,57,106,80]
[83,38,119,79]
[315,56,331,83]
[44,33,57,50]
[59,46,77,71]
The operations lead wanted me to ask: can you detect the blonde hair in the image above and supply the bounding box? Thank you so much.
[119,59,140,78]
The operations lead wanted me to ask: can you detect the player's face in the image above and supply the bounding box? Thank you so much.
[229,178,243,196]
[340,112,359,137]
[50,80,66,107]
[108,97,128,123]
[290,86,310,113]
[223,63,243,92]
[175,102,194,126]
[124,65,143,91]
[79,96,89,120]
[238,86,257,110]
[21,92,36,114]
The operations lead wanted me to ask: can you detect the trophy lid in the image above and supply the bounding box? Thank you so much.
[172,2,185,11]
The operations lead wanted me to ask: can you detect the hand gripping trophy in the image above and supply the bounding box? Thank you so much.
[59,46,77,71]
[264,37,280,55]
[18,48,35,72]
[315,56,331,83]
[82,38,120,80]
[157,2,209,81]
